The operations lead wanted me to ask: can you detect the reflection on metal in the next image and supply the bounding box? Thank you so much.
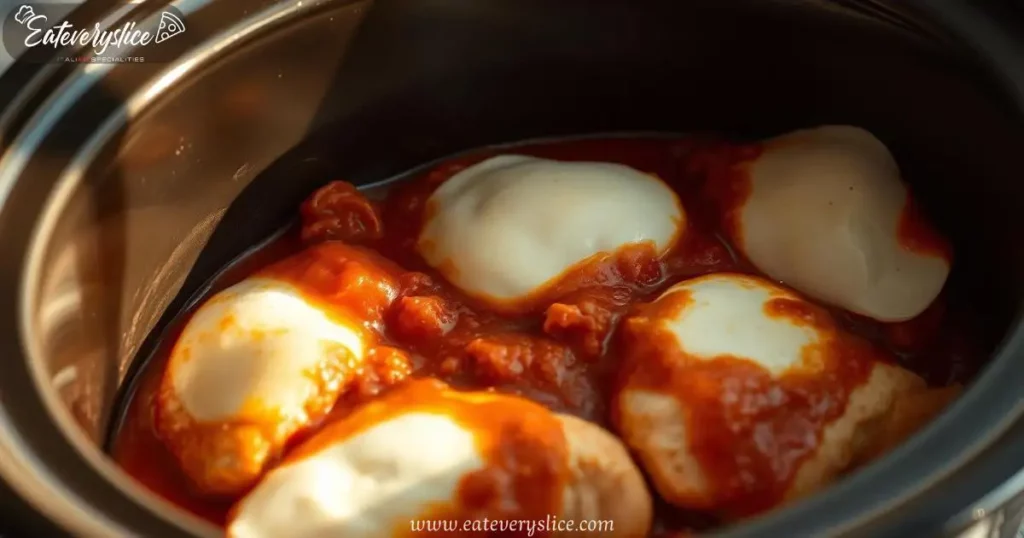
[958,471,1024,538]
[961,517,993,538]
[1,0,371,536]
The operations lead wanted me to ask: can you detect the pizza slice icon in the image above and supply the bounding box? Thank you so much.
[155,11,186,44]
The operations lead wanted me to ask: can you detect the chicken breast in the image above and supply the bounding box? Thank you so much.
[154,242,407,496]
[614,273,929,517]
[704,125,951,322]
[228,379,652,538]
[418,155,685,310]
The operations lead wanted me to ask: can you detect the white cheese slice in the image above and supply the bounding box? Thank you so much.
[734,125,949,321]
[418,155,684,304]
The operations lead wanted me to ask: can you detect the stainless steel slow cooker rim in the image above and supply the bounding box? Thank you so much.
[1,1,1023,537]
[1,0,361,536]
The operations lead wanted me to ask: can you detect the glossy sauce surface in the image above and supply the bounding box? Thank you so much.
[152,242,410,496]
[112,136,986,535]
[616,275,876,516]
[252,378,570,537]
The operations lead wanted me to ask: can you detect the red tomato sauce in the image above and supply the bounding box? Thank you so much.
[111,136,987,535]
[615,276,878,517]
[898,192,954,262]
[263,378,570,538]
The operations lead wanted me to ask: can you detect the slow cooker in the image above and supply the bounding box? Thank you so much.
[3,0,1024,536]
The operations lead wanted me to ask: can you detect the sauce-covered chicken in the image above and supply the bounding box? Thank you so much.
[701,125,951,322]
[614,273,945,517]
[418,155,685,312]
[228,379,652,538]
[154,243,408,496]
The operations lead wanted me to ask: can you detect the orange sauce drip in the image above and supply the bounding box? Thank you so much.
[897,192,953,262]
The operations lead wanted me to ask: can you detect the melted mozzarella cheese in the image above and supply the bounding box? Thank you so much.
[169,277,367,422]
[615,273,928,513]
[418,155,684,304]
[655,273,825,375]
[734,125,949,322]
[228,378,656,538]
[228,413,483,538]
